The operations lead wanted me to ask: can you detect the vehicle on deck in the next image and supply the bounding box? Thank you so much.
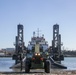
[25,32,51,73]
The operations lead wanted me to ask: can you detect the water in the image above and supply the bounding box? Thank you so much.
[0,57,15,72]
[62,57,76,70]
[0,57,76,72]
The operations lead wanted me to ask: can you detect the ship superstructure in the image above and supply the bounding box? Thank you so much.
[27,31,48,52]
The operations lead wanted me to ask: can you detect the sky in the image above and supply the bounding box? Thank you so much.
[0,0,76,50]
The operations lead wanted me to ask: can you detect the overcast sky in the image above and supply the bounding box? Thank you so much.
[0,0,76,50]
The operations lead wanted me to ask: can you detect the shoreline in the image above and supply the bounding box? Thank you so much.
[0,70,76,75]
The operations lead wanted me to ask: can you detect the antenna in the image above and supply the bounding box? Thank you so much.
[37,28,41,37]
[42,34,44,37]
[38,28,39,37]
[33,31,35,37]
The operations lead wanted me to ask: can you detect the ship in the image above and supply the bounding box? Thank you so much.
[12,25,67,73]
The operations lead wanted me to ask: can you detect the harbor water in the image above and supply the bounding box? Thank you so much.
[0,57,76,72]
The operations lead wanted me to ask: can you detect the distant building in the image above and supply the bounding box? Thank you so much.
[0,53,5,56]
[6,48,15,51]
[1,48,15,56]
